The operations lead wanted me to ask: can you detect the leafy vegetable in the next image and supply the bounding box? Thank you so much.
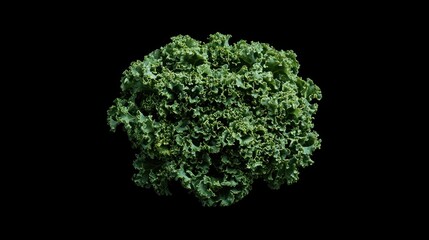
[107,33,322,206]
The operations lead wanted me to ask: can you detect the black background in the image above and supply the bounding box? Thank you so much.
[17,7,407,232]
[67,24,365,217]
[67,27,355,212]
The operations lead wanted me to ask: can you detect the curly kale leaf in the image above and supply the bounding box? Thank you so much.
[107,33,322,206]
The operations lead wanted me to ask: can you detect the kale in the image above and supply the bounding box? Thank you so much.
[107,33,322,206]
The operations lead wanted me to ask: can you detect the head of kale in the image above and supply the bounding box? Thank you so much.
[107,33,322,206]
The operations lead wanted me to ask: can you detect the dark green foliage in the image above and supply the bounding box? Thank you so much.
[107,33,322,206]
